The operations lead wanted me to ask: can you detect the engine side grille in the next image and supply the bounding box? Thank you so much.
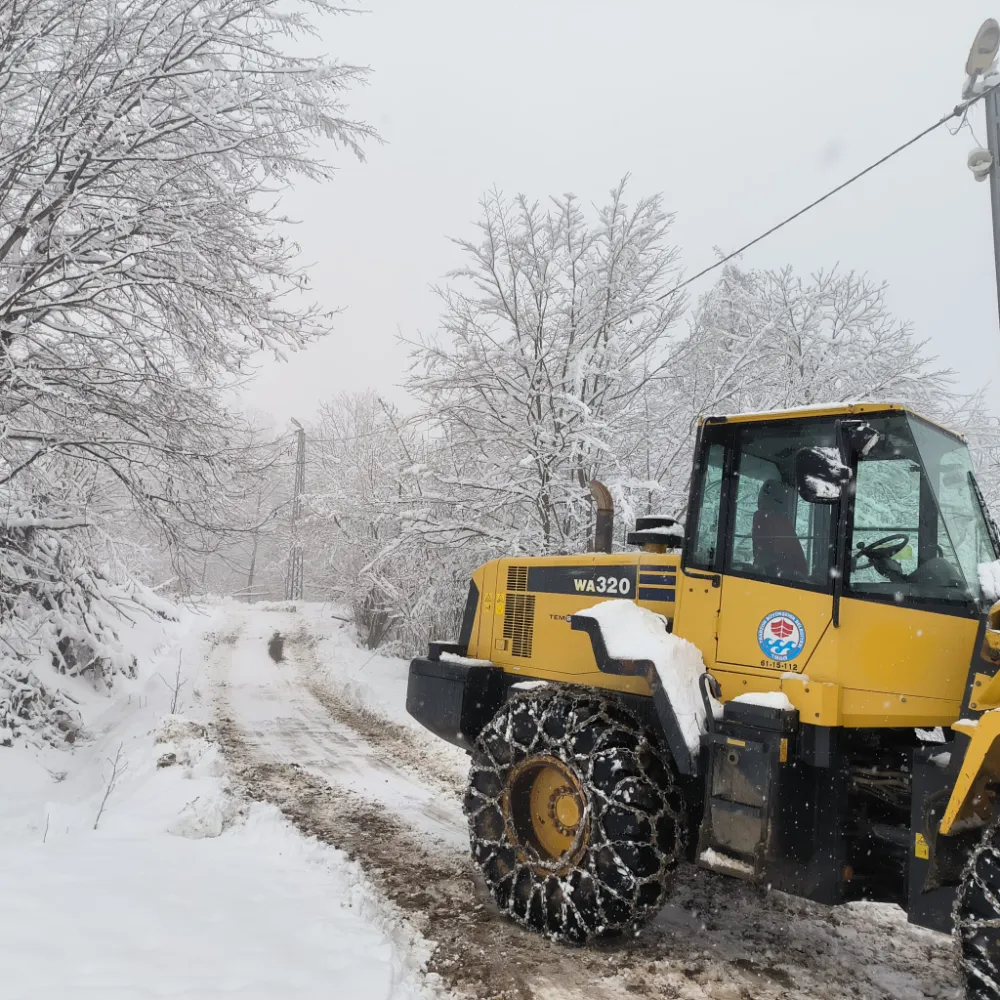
[503,593,535,658]
[506,564,528,592]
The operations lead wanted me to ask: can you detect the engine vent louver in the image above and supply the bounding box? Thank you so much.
[506,565,528,591]
[503,593,535,658]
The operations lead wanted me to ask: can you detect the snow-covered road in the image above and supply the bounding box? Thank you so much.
[210,602,967,1000]
[213,610,466,850]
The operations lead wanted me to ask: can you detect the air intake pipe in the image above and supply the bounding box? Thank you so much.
[589,480,614,554]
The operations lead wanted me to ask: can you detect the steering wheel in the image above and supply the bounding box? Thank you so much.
[852,533,909,569]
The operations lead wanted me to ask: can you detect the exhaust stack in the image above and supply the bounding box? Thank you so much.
[589,480,614,554]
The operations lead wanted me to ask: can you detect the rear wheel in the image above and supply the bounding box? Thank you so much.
[956,816,1000,999]
[463,688,685,943]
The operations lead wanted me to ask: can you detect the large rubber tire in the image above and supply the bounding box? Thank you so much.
[463,687,686,943]
[956,816,1000,999]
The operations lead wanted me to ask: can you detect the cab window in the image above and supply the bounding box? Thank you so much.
[725,422,835,588]
[688,440,725,570]
[849,459,921,588]
[847,415,984,604]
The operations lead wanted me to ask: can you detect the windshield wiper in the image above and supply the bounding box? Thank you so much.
[969,471,1000,555]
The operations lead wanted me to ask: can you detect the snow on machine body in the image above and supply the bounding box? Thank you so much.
[406,402,1000,997]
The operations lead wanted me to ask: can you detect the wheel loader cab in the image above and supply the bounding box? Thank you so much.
[678,405,997,728]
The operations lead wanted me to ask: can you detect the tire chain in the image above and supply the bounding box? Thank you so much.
[463,686,685,944]
[956,816,1000,1000]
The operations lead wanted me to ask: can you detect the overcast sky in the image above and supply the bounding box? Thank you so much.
[241,0,1000,427]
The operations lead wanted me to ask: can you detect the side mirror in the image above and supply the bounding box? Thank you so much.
[795,447,851,504]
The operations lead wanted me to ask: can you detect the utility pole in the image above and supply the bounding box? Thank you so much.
[984,85,1000,329]
[964,19,1000,327]
[284,418,306,601]
[246,489,263,601]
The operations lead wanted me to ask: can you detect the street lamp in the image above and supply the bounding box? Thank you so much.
[963,19,1000,98]
[968,19,1000,76]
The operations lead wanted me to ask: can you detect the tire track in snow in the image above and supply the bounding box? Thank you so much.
[210,606,966,1000]
[285,622,468,797]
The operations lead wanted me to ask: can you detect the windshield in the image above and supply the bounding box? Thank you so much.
[909,416,999,600]
[848,414,997,606]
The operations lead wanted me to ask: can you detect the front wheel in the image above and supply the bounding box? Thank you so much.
[463,688,686,943]
[956,816,1000,999]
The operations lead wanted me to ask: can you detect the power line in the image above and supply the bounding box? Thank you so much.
[660,82,1000,302]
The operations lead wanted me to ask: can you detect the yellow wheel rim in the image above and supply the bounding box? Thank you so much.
[505,755,587,866]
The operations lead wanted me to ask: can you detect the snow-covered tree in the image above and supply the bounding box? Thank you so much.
[309,392,469,650]
[0,0,372,739]
[678,265,953,415]
[622,264,962,522]
[165,416,296,601]
[405,178,685,557]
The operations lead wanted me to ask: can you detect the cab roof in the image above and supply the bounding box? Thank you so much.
[701,402,963,440]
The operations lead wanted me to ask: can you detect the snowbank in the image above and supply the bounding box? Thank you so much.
[575,600,707,752]
[0,589,192,750]
[292,604,422,731]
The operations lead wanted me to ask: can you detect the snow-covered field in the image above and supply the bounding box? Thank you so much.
[0,600,967,999]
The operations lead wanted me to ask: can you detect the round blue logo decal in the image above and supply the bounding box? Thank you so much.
[757,611,806,662]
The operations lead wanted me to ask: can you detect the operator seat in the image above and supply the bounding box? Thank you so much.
[752,479,808,580]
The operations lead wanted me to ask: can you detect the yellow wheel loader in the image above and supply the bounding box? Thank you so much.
[406,403,1000,996]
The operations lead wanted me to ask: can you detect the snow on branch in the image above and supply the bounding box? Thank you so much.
[403,179,686,558]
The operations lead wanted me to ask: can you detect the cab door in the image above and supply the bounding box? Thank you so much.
[712,420,837,679]
[806,417,981,724]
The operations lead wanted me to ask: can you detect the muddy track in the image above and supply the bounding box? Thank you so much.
[215,712,626,1000]
[211,610,967,1000]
